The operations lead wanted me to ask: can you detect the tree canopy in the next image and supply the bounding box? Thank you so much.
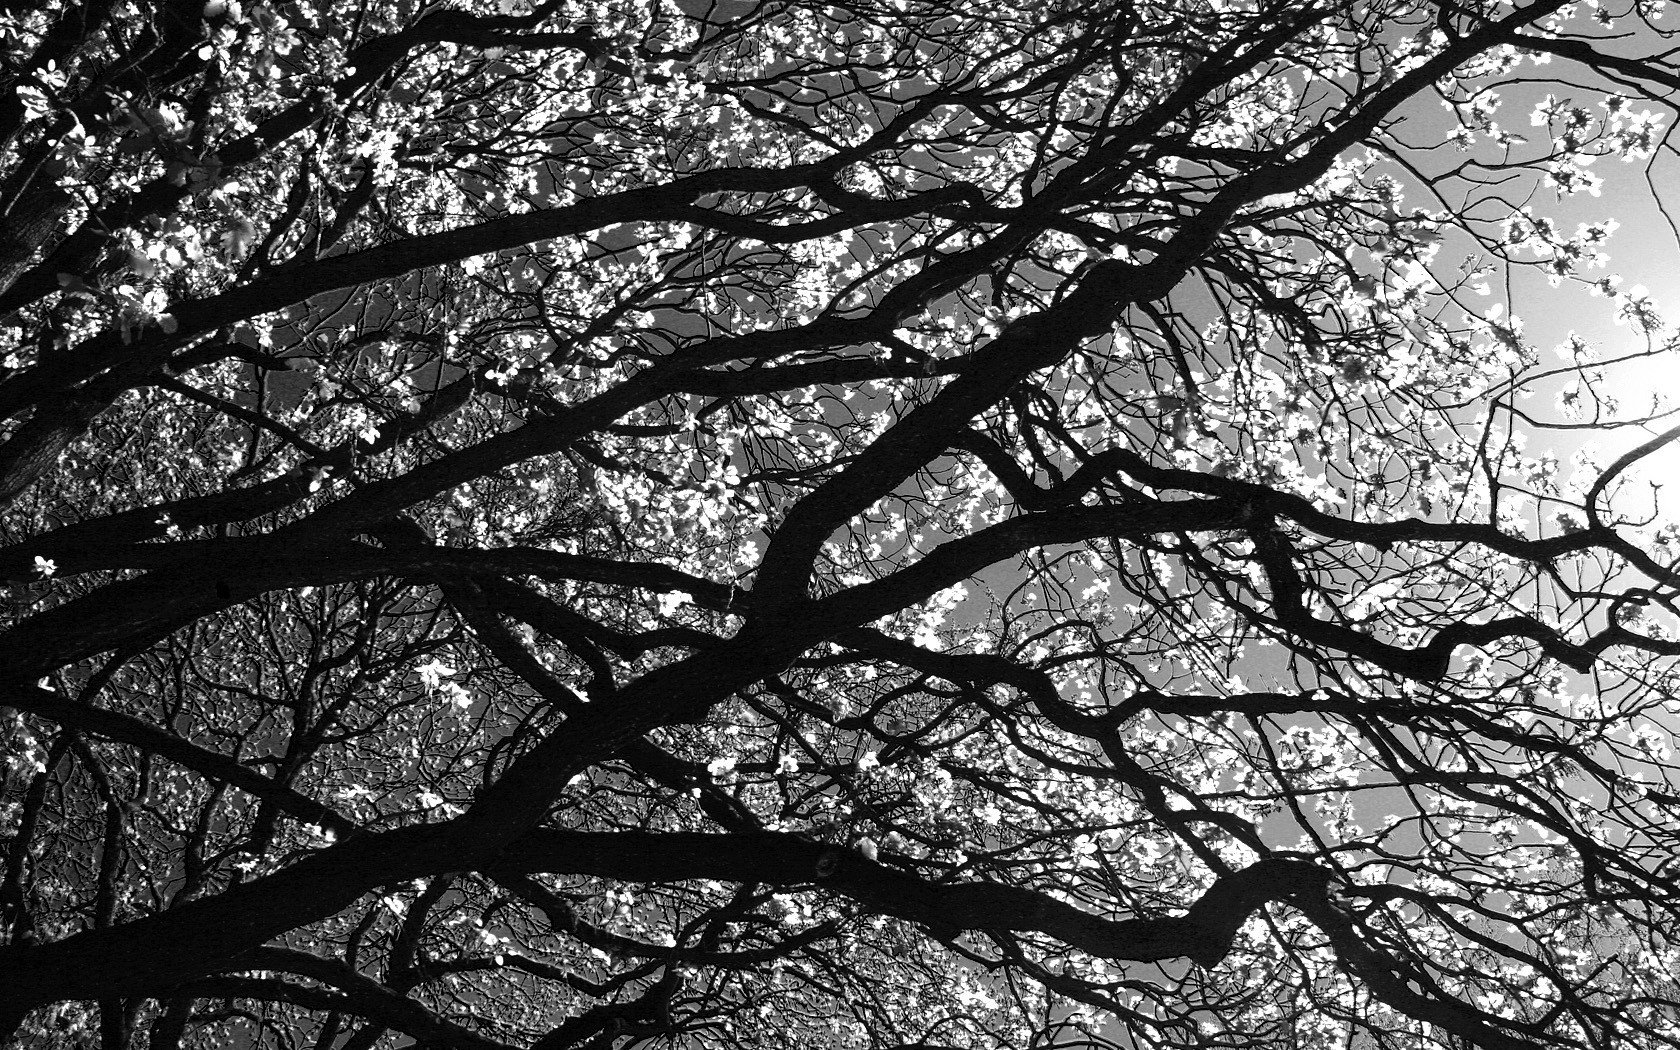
[10,0,1680,1047]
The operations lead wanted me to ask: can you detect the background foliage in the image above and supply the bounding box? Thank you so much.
[7,1,1680,1048]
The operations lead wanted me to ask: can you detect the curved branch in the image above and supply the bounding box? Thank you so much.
[3,684,353,836]
[495,829,1326,968]
[177,964,515,1050]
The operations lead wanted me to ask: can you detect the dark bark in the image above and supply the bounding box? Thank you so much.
[5,685,353,835]
[494,829,1329,969]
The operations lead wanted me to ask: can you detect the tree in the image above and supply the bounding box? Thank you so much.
[8,0,1680,1046]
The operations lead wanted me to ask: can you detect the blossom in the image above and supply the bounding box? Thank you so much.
[414,659,455,688]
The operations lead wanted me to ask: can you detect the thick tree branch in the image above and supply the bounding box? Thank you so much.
[493,829,1327,969]
[175,968,515,1050]
[4,684,353,836]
